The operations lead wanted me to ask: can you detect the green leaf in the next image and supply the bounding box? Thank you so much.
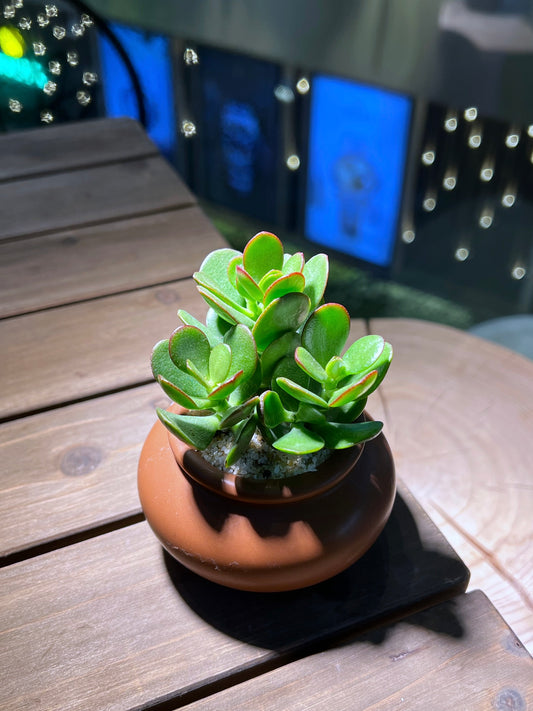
[325,356,349,384]
[224,324,257,380]
[235,265,264,302]
[169,326,210,377]
[282,252,305,274]
[194,271,252,317]
[276,377,329,407]
[151,340,207,398]
[197,286,255,328]
[156,409,219,449]
[227,364,261,407]
[301,303,350,366]
[339,342,393,396]
[260,331,300,386]
[259,390,292,428]
[328,370,378,407]
[253,292,310,352]
[225,416,257,467]
[311,420,383,449]
[342,335,385,375]
[295,403,327,424]
[186,358,211,389]
[227,254,243,289]
[198,247,243,305]
[208,370,243,400]
[295,346,328,383]
[258,269,284,293]
[177,309,222,347]
[263,272,305,307]
[271,355,308,410]
[157,375,205,409]
[273,425,325,454]
[209,343,231,383]
[219,396,260,429]
[303,253,329,309]
[206,308,232,338]
[243,231,284,283]
[329,397,367,423]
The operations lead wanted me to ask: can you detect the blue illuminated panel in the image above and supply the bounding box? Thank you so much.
[305,76,411,267]
[99,23,175,157]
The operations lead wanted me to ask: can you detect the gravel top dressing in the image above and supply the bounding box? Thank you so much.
[201,429,331,479]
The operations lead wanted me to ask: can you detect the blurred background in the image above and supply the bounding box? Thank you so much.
[2,0,533,353]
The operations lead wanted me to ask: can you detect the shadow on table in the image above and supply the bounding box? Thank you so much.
[163,491,468,651]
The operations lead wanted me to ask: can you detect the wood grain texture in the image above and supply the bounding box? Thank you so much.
[0,156,193,241]
[0,280,207,419]
[0,206,226,317]
[368,317,533,654]
[0,118,158,182]
[0,483,468,711]
[0,383,166,559]
[186,591,533,711]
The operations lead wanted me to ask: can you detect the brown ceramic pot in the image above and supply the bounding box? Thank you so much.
[138,410,395,592]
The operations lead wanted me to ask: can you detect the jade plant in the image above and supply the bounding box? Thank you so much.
[152,231,392,466]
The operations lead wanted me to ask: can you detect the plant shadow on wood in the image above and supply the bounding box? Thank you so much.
[163,489,469,651]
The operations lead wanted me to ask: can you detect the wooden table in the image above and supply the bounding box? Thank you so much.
[1,118,532,710]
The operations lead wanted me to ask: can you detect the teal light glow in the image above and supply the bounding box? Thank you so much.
[0,52,48,89]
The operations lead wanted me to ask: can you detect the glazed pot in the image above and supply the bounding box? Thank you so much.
[138,410,395,592]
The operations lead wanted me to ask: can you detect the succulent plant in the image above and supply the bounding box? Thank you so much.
[152,231,392,466]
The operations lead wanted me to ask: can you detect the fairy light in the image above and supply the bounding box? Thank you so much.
[501,186,516,208]
[442,169,457,191]
[286,154,300,170]
[421,149,435,166]
[511,265,526,280]
[480,160,494,182]
[464,106,478,122]
[183,47,198,65]
[468,126,482,148]
[527,125,533,138]
[479,209,493,229]
[274,84,294,103]
[422,194,437,212]
[455,247,470,262]
[181,120,196,137]
[296,77,310,94]
[444,110,457,132]
[505,130,520,148]
[402,229,415,244]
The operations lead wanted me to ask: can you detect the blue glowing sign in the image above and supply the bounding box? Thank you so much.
[99,23,175,157]
[305,75,412,267]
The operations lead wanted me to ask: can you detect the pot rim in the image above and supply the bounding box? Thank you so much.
[166,408,366,504]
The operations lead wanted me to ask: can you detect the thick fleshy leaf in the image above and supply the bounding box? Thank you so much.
[177,309,222,347]
[329,397,367,423]
[224,324,257,380]
[156,409,219,449]
[169,326,210,376]
[342,335,385,375]
[209,343,231,383]
[271,355,309,410]
[301,303,350,366]
[296,403,327,424]
[260,331,300,386]
[198,247,243,304]
[197,287,255,328]
[225,416,257,467]
[273,425,325,454]
[311,420,383,449]
[151,340,207,398]
[252,292,310,352]
[206,308,232,338]
[227,254,243,289]
[194,271,251,317]
[208,369,243,400]
[276,377,328,407]
[259,390,292,428]
[282,252,305,274]
[227,364,261,407]
[303,253,329,309]
[263,272,305,307]
[186,359,211,389]
[325,356,349,384]
[339,342,393,395]
[295,346,328,383]
[235,265,264,302]
[243,232,284,283]
[218,396,260,429]
[157,375,204,409]
[258,269,284,293]
[328,370,378,407]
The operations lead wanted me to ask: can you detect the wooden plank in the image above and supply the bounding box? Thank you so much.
[368,317,533,655]
[0,118,158,182]
[0,482,468,711]
[186,591,533,711]
[0,206,227,317]
[0,280,208,420]
[0,383,166,559]
[0,156,194,242]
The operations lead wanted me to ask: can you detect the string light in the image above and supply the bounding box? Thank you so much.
[468,126,482,148]
[181,120,196,137]
[480,160,494,182]
[183,47,198,65]
[402,229,415,244]
[505,129,520,148]
[422,194,437,212]
[286,154,300,170]
[421,149,435,166]
[444,110,457,132]
[479,209,493,229]
[501,187,516,208]
[296,77,310,94]
[527,125,533,138]
[511,266,526,280]
[464,106,478,121]
[455,247,470,262]
[442,169,457,191]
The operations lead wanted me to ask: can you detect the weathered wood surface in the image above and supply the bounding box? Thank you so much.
[0,206,226,317]
[0,156,193,242]
[0,383,165,559]
[0,117,158,182]
[0,280,207,420]
[0,482,469,711]
[185,591,533,711]
[368,317,533,654]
